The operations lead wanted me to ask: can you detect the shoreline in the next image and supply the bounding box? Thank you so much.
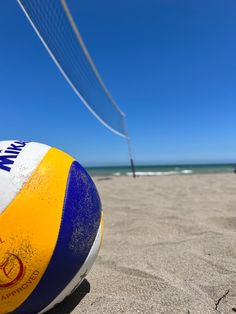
[91,171,236,178]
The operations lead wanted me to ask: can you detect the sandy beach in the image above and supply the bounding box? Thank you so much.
[49,173,236,314]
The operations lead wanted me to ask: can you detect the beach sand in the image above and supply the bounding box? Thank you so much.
[49,173,236,314]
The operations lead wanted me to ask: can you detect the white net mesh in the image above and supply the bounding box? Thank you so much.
[18,0,128,138]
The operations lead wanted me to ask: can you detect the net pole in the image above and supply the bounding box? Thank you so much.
[123,117,136,178]
[127,138,136,178]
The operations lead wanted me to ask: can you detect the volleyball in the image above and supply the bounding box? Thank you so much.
[0,140,103,314]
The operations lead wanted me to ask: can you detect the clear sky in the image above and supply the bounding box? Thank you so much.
[1,0,236,166]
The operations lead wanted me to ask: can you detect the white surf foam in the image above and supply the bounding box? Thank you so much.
[181,170,193,174]
[125,170,193,176]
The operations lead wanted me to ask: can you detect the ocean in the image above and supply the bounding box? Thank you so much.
[86,164,236,177]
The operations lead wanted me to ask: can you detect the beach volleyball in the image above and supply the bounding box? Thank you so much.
[0,140,103,314]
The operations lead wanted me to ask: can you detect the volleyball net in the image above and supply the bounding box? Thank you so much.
[18,0,129,138]
[17,0,136,176]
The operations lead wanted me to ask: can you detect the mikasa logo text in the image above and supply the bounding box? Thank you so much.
[0,141,29,172]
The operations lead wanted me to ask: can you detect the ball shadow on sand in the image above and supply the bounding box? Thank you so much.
[45,279,90,314]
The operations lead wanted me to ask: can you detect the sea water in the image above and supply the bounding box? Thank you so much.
[86,164,236,177]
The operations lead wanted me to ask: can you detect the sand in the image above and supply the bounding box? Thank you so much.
[48,173,236,314]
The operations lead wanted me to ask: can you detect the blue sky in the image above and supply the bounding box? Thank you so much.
[0,0,236,166]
